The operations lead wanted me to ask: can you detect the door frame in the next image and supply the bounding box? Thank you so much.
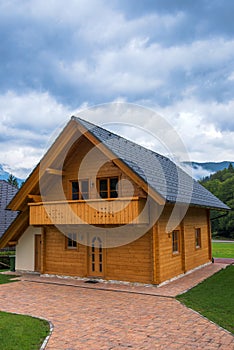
[87,233,106,278]
[34,234,41,272]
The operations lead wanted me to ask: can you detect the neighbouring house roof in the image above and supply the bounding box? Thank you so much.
[0,180,18,238]
[0,116,229,248]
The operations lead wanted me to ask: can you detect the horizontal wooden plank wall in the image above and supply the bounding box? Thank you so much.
[44,227,87,277]
[157,205,210,283]
[43,225,153,283]
[183,207,210,271]
[105,230,152,284]
[157,206,184,283]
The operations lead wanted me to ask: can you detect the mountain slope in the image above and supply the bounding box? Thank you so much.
[183,161,234,180]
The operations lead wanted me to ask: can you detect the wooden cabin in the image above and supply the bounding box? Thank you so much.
[0,117,229,284]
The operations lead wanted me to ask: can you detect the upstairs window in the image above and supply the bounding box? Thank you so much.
[195,228,201,249]
[67,233,77,249]
[98,177,118,198]
[172,230,180,254]
[72,180,89,200]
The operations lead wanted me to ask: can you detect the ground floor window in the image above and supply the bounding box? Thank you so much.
[195,228,201,249]
[172,230,180,254]
[67,233,78,249]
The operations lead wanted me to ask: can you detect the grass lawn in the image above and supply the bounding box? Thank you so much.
[0,273,20,284]
[0,311,50,350]
[0,273,50,349]
[212,242,234,258]
[176,265,234,334]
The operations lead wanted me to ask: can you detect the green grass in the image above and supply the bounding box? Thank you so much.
[0,311,50,350]
[177,265,234,334]
[212,242,234,258]
[0,273,50,349]
[0,273,20,284]
[0,251,15,255]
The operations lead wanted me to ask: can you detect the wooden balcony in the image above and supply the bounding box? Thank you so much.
[29,197,149,225]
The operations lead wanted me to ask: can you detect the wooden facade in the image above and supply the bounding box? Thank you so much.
[30,204,211,284]
[0,117,222,285]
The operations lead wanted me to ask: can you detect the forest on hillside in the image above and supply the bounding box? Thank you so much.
[200,164,234,239]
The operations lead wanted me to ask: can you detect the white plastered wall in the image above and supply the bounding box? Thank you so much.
[15,226,42,271]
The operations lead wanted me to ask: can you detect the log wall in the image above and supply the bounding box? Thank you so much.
[156,205,210,283]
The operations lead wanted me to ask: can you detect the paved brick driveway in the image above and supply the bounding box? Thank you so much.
[0,263,233,349]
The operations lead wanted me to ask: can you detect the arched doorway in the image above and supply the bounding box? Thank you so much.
[88,236,104,277]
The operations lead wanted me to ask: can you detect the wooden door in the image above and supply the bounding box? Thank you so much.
[88,236,104,277]
[35,234,41,272]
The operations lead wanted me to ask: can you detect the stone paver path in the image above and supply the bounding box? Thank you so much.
[0,263,233,349]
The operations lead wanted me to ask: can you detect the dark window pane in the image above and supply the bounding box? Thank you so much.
[172,230,179,253]
[67,233,77,248]
[110,178,118,198]
[195,228,201,248]
[110,191,118,198]
[72,181,79,200]
[72,181,79,192]
[110,178,118,190]
[99,179,107,191]
[72,193,78,200]
[100,191,108,198]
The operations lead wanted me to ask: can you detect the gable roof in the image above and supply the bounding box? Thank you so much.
[73,117,229,211]
[0,180,18,238]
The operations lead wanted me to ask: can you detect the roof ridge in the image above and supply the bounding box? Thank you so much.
[72,116,170,162]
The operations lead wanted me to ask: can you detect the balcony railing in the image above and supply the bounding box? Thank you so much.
[28,197,149,225]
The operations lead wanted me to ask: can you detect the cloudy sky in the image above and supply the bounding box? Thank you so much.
[0,0,234,179]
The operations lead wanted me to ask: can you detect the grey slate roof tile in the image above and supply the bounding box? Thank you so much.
[74,117,229,210]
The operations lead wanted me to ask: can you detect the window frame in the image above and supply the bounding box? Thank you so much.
[66,233,78,250]
[97,177,119,199]
[71,179,89,200]
[172,230,180,255]
[195,228,201,249]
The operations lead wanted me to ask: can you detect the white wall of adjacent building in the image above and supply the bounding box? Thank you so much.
[15,226,42,271]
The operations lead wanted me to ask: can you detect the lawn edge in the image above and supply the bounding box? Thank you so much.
[39,317,54,350]
[175,299,234,336]
[175,265,234,336]
[0,311,54,349]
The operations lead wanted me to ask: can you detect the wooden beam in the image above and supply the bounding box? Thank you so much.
[41,228,46,274]
[180,219,186,273]
[207,209,212,260]
[8,241,18,246]
[46,168,65,176]
[152,223,161,284]
[28,194,42,202]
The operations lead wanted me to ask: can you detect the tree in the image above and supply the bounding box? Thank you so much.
[7,174,19,189]
[200,166,234,239]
